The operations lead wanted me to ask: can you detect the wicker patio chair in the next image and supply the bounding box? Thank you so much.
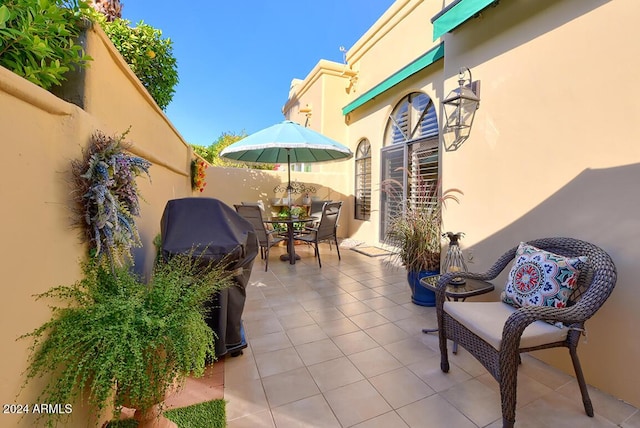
[436,237,617,428]
[234,204,285,271]
[295,201,342,267]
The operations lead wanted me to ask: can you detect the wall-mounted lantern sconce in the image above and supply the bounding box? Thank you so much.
[442,67,480,151]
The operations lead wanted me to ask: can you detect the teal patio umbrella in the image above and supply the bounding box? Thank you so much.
[220,120,353,205]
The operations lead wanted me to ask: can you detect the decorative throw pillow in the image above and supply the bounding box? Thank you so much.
[501,243,588,308]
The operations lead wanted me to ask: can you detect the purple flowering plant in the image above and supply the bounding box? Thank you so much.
[72,131,151,265]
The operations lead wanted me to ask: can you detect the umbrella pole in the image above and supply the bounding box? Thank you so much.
[287,149,292,210]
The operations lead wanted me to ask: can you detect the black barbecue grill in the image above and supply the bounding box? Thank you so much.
[160,197,258,357]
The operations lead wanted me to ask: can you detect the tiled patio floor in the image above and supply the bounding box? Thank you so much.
[218,244,639,427]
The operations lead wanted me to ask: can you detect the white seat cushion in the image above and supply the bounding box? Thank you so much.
[444,301,568,351]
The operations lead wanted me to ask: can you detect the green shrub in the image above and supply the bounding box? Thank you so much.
[101,18,178,110]
[21,253,233,427]
[0,0,92,89]
[192,132,275,170]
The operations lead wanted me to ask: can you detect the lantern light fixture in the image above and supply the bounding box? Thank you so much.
[442,67,480,151]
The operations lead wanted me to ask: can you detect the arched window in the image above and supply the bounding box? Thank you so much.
[380,92,439,239]
[354,139,371,220]
[385,92,439,145]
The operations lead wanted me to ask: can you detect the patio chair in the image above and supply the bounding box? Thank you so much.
[436,237,617,428]
[309,200,331,226]
[234,204,285,271]
[295,201,342,268]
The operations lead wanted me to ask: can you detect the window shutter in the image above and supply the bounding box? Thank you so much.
[387,101,410,144]
[410,143,439,212]
[355,140,372,220]
[381,92,440,241]
[380,144,406,239]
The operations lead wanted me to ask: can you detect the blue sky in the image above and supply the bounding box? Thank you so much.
[121,1,396,147]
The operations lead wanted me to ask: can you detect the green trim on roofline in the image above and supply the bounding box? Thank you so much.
[432,0,497,40]
[342,43,444,116]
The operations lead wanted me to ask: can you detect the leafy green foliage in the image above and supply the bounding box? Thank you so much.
[100,18,178,110]
[0,0,92,89]
[191,132,245,166]
[71,131,151,266]
[191,131,275,170]
[20,254,233,427]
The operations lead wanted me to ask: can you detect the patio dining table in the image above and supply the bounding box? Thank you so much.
[264,216,316,265]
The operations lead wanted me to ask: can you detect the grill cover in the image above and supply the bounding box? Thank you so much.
[160,197,258,357]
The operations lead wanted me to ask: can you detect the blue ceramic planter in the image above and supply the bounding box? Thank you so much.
[408,270,439,306]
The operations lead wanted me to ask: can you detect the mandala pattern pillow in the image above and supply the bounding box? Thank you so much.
[501,243,588,308]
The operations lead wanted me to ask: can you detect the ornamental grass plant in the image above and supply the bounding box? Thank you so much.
[20,252,233,427]
[383,171,462,273]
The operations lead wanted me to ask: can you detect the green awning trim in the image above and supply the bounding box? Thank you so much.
[342,43,444,116]
[432,0,497,40]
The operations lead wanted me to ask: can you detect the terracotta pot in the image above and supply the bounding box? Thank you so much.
[134,406,177,428]
[119,371,181,427]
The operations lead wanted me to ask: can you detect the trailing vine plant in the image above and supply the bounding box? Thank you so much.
[71,131,151,266]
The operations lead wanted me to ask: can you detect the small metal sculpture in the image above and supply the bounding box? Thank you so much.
[442,232,468,285]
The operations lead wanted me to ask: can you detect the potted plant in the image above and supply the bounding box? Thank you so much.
[383,175,462,306]
[289,205,306,219]
[20,252,232,427]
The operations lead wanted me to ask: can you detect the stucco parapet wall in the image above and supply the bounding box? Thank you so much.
[283,59,357,113]
[345,0,423,65]
[0,65,76,116]
[87,24,190,176]
[283,0,429,114]
[89,24,188,147]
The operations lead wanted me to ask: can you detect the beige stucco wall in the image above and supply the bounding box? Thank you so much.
[0,69,96,426]
[203,166,351,238]
[83,24,194,275]
[282,62,356,232]
[283,60,354,176]
[0,23,195,426]
[282,0,447,245]
[439,0,640,407]
[345,0,439,91]
[343,65,445,244]
[283,0,640,408]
